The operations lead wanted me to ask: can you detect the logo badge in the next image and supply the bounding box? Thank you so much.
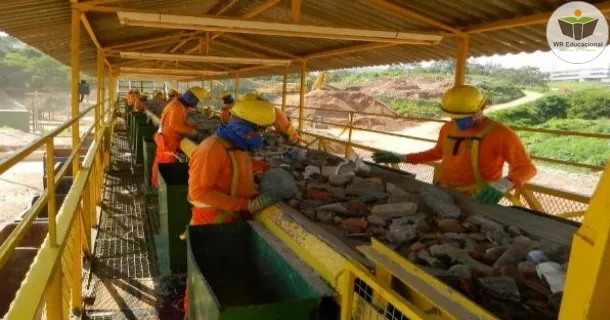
[547,1,608,64]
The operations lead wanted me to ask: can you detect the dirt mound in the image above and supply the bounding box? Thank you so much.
[359,76,453,100]
[279,90,406,131]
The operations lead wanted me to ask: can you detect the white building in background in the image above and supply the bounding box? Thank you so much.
[550,66,610,82]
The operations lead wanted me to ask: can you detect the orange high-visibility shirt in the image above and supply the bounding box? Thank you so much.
[188,136,256,212]
[273,108,300,143]
[406,118,536,187]
[134,98,145,112]
[126,93,134,106]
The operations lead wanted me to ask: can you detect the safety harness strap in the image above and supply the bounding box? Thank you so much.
[437,120,497,192]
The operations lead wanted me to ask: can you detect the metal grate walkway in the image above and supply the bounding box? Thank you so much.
[83,125,166,320]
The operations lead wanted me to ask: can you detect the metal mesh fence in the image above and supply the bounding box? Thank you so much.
[351,277,408,320]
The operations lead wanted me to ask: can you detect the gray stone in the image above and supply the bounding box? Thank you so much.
[486,229,511,244]
[303,165,321,179]
[507,225,522,236]
[316,210,335,223]
[328,173,355,186]
[449,264,472,280]
[321,166,339,177]
[518,261,536,273]
[386,182,409,197]
[419,266,452,278]
[430,244,494,274]
[429,244,461,257]
[259,168,298,200]
[298,200,324,210]
[370,202,418,219]
[478,277,521,302]
[366,215,386,227]
[527,250,548,263]
[346,177,385,196]
[333,215,344,225]
[418,250,446,268]
[536,262,566,294]
[317,203,348,213]
[471,215,504,231]
[386,221,418,245]
[420,187,461,218]
[494,242,538,268]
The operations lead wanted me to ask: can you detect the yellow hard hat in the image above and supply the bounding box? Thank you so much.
[230,99,276,126]
[441,85,486,118]
[142,92,150,96]
[188,87,208,101]
[240,92,261,101]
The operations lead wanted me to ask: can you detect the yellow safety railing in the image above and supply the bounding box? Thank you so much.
[281,104,599,219]
[1,98,116,319]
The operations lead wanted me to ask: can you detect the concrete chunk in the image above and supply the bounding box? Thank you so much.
[370,202,417,219]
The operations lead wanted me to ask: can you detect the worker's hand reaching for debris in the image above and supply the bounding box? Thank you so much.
[475,177,514,204]
[248,193,279,214]
[372,151,404,164]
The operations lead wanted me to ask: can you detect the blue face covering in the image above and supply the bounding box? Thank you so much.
[455,117,476,131]
[216,119,264,150]
[179,90,199,108]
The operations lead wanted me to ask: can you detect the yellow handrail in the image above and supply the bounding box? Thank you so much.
[4,98,115,319]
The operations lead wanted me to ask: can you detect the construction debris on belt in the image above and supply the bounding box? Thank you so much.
[255,132,570,320]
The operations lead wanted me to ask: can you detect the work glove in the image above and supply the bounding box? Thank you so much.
[248,193,279,214]
[372,151,404,164]
[173,153,187,163]
[475,177,514,204]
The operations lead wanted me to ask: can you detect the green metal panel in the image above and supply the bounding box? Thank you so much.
[0,110,30,133]
[130,112,147,155]
[157,163,191,274]
[186,222,323,320]
[134,123,156,165]
[142,136,156,194]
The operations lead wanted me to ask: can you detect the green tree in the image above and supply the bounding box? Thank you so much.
[533,95,569,119]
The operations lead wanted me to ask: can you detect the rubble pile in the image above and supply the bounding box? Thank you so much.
[144,100,166,116]
[256,132,570,320]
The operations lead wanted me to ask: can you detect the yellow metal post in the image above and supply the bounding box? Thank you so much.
[45,264,63,320]
[234,74,240,100]
[560,161,610,319]
[71,8,81,176]
[298,60,306,131]
[281,66,288,112]
[454,36,469,86]
[45,139,57,247]
[72,210,83,315]
[96,49,103,142]
[345,111,354,158]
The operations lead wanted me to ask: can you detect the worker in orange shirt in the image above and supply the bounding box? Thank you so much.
[154,90,165,102]
[133,91,146,112]
[220,93,301,144]
[373,85,536,204]
[168,88,180,100]
[125,89,134,110]
[151,87,208,188]
[219,90,234,123]
[183,94,279,315]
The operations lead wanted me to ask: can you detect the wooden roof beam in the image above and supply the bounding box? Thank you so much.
[80,11,111,67]
[119,67,228,76]
[104,31,199,51]
[292,0,301,23]
[366,0,467,36]
[464,1,610,33]
[117,12,444,45]
[219,34,300,58]
[183,0,282,54]
[120,52,291,65]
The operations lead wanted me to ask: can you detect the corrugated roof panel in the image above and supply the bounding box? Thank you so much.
[0,0,608,77]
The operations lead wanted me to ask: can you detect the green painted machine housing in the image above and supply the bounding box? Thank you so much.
[156,163,191,274]
[142,136,156,193]
[186,222,324,320]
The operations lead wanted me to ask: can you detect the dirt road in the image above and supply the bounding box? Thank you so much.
[0,162,43,228]
[485,90,544,112]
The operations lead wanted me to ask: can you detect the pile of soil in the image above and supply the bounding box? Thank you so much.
[281,90,405,131]
[359,76,454,100]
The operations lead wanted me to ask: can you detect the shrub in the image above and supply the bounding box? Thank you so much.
[566,90,610,119]
[478,83,525,104]
[388,98,442,118]
[533,95,569,119]
[487,103,545,126]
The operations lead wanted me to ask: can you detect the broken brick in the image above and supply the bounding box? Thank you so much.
[410,242,426,252]
[436,218,466,233]
[346,200,369,214]
[341,217,368,233]
[500,265,525,283]
[305,190,333,202]
[317,202,348,213]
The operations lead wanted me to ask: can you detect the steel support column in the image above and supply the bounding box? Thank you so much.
[281,66,288,112]
[96,49,103,140]
[71,8,81,176]
[454,36,469,86]
[298,61,306,131]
